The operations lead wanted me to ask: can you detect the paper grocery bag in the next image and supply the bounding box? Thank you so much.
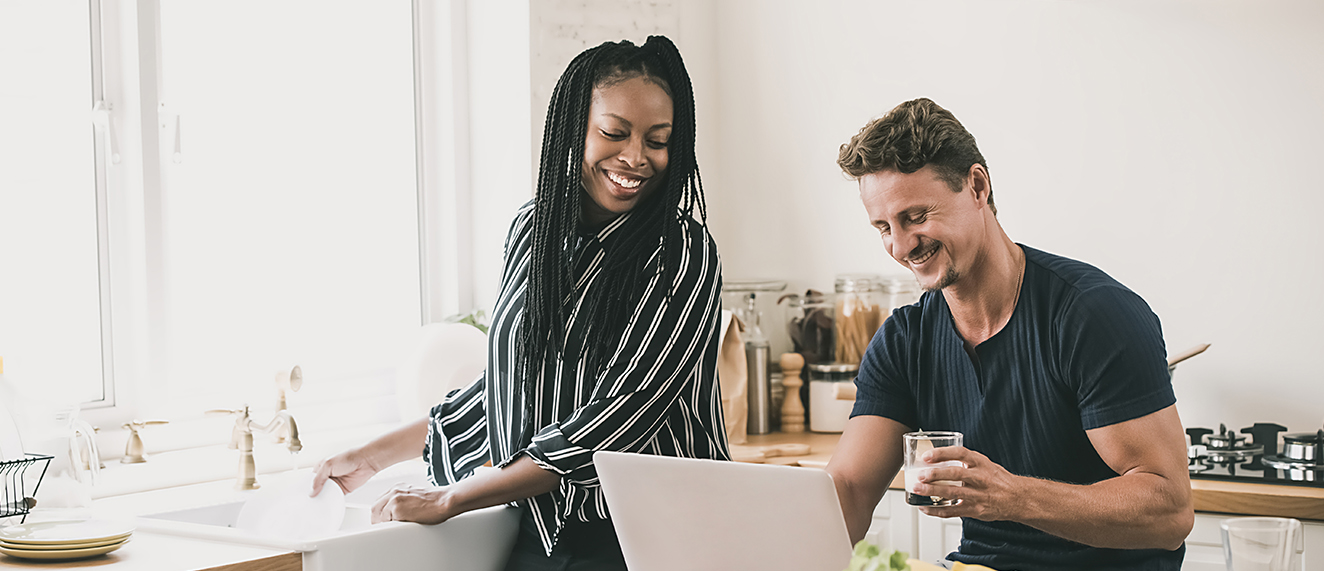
[716,310,747,445]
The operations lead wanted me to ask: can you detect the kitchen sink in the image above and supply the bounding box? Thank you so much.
[134,462,520,571]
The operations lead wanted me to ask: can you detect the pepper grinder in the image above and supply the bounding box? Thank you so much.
[779,353,805,433]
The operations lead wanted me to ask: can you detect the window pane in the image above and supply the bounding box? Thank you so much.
[0,2,105,403]
[158,1,420,400]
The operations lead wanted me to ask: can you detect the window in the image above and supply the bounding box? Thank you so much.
[0,1,109,404]
[153,1,421,403]
[2,0,439,421]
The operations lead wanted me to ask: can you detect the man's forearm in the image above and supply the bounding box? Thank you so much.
[830,471,887,544]
[1010,471,1192,550]
[827,416,909,545]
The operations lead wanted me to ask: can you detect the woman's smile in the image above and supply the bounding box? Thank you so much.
[604,169,648,195]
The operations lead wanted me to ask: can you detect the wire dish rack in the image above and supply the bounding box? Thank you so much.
[1,453,53,523]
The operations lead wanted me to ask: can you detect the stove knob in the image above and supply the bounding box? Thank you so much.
[1186,427,1213,447]
[1241,423,1287,456]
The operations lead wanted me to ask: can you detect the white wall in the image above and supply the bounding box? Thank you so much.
[514,1,1324,433]
[466,0,534,315]
[701,0,1324,433]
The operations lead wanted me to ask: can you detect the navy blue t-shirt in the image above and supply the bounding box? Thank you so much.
[852,245,1183,571]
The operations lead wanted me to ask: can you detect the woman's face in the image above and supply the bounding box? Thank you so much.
[580,75,673,228]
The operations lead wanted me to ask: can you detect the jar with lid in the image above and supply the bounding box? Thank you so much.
[832,274,920,365]
[780,290,834,366]
[807,363,858,433]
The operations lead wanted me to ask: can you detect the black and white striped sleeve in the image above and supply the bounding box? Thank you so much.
[518,221,723,483]
[424,371,491,485]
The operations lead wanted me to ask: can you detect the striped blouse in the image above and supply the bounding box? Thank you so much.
[423,200,730,555]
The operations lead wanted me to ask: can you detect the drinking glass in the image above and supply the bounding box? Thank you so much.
[1221,517,1304,571]
[903,431,963,506]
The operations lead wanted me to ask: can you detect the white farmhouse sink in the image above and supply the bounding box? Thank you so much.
[133,462,520,571]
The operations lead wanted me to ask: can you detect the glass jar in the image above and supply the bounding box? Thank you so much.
[833,274,885,365]
[781,290,834,365]
[832,274,921,365]
[879,274,922,313]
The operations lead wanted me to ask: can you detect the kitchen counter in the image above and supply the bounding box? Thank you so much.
[0,532,298,571]
[737,431,1324,521]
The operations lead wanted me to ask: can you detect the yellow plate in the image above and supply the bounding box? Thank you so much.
[1,534,130,550]
[0,519,135,545]
[0,538,128,560]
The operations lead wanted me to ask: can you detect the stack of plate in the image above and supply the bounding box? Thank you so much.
[0,519,135,561]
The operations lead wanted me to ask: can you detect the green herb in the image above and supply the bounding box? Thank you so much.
[845,540,910,571]
[443,309,489,334]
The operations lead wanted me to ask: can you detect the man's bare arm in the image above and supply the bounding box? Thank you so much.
[915,405,1194,550]
[826,415,909,544]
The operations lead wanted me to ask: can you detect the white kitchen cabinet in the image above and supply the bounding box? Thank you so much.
[1184,513,1229,571]
[862,493,960,564]
[865,501,1324,571]
[1186,512,1324,571]
[916,510,964,563]
[862,492,960,563]
[864,492,918,556]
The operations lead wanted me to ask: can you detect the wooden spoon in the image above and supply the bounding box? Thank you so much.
[1167,343,1210,368]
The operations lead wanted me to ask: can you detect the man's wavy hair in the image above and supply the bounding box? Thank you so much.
[837,98,995,215]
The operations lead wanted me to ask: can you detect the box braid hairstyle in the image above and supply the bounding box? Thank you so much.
[518,35,707,384]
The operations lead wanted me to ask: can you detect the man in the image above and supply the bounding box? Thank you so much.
[826,98,1193,570]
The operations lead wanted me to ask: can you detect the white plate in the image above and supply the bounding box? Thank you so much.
[0,519,135,545]
[236,471,346,540]
[0,537,128,560]
[0,534,129,550]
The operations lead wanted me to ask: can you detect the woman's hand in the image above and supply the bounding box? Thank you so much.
[371,485,455,525]
[311,447,381,497]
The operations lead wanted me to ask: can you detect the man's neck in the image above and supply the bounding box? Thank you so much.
[942,233,1024,349]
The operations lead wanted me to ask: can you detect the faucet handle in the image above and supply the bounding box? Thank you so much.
[206,407,251,449]
[120,420,168,464]
[206,408,245,416]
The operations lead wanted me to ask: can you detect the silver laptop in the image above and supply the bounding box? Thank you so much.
[594,450,852,571]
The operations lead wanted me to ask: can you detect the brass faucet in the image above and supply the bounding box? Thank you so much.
[273,366,302,443]
[207,406,302,490]
[120,420,169,464]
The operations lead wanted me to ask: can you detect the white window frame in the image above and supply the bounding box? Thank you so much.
[79,0,476,441]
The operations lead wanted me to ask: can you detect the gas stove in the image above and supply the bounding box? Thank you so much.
[1186,423,1324,488]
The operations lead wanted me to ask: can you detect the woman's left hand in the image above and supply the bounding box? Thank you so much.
[371,485,455,525]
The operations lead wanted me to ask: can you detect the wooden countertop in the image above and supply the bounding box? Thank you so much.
[0,532,299,571]
[735,431,1324,521]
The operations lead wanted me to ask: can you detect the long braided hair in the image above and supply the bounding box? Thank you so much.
[517,36,707,385]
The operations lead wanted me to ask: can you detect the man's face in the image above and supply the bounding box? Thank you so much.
[858,165,984,292]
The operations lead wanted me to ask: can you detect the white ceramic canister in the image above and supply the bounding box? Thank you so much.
[808,363,858,433]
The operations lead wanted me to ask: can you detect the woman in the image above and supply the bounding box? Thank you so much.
[311,36,728,570]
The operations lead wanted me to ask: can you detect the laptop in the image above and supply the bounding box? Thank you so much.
[594,450,853,571]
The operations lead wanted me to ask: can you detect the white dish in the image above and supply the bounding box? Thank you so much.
[0,537,128,560]
[235,470,346,540]
[0,519,135,545]
[0,534,129,550]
